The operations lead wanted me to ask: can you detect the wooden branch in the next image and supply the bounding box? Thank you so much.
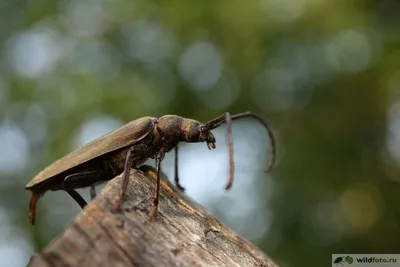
[29,166,278,267]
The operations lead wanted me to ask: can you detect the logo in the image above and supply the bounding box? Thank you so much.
[333,256,353,265]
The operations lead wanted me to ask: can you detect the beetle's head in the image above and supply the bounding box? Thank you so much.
[157,115,217,152]
[181,120,216,150]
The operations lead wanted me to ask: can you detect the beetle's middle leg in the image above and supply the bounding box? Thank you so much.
[90,186,96,200]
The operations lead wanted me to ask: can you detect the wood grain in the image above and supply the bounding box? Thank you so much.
[29,166,278,267]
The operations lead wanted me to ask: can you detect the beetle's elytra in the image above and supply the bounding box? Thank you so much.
[25,112,276,225]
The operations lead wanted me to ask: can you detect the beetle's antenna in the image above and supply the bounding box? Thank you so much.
[225,112,234,190]
[203,111,276,173]
[230,112,276,172]
[203,112,235,190]
[203,113,226,131]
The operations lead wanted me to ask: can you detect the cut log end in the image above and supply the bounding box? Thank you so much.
[28,165,279,267]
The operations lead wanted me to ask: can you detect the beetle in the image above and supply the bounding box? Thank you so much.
[26,112,276,225]
[333,257,346,266]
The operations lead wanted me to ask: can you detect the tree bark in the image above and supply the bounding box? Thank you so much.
[29,166,278,267]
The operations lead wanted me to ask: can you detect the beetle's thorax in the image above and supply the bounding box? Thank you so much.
[105,130,162,174]
[156,115,183,152]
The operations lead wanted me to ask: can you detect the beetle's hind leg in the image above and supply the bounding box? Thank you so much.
[66,189,88,209]
[64,170,107,189]
[64,170,110,208]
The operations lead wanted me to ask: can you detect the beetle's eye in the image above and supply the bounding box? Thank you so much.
[200,126,205,132]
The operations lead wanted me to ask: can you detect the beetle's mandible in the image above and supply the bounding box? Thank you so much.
[25,112,276,225]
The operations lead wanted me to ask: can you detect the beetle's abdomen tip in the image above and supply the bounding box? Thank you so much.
[28,192,41,226]
[29,215,35,225]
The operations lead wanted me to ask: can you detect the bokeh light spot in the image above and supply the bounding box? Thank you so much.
[68,40,121,80]
[337,185,383,234]
[6,30,62,78]
[0,124,29,175]
[72,115,123,149]
[60,0,108,37]
[178,41,223,91]
[326,30,372,73]
[197,70,240,110]
[123,21,175,65]
[263,0,306,23]
[0,208,33,267]
[386,99,400,163]
[302,201,344,246]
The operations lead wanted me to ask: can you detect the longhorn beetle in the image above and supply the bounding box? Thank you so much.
[25,112,276,225]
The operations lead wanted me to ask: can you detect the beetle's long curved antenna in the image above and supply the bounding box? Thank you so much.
[203,112,235,190]
[149,152,162,220]
[203,111,276,173]
[230,112,276,172]
[203,113,226,131]
[174,146,185,191]
[225,112,234,190]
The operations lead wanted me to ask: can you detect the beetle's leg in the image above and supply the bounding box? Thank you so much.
[90,186,96,200]
[64,170,110,208]
[66,189,88,209]
[113,147,150,211]
[64,170,107,189]
[149,152,162,220]
[174,146,185,192]
[114,147,135,211]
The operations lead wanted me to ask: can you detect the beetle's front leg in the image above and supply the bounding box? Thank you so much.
[113,146,150,211]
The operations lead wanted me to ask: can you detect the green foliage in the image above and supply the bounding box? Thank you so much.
[1,0,400,266]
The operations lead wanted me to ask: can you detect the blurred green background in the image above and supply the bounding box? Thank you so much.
[1,0,400,266]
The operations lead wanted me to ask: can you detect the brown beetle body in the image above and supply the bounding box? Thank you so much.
[26,117,156,189]
[26,112,276,225]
